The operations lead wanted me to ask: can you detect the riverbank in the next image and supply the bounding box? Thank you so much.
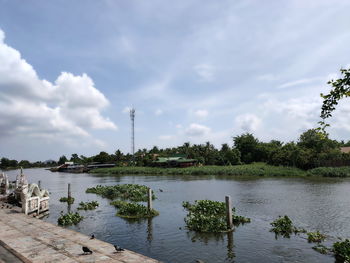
[90,163,350,177]
[0,205,160,263]
[90,163,306,176]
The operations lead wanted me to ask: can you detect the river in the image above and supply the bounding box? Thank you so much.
[4,168,350,263]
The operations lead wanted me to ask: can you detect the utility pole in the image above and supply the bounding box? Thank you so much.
[130,108,135,158]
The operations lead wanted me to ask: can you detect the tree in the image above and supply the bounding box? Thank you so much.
[320,68,350,131]
[58,155,68,165]
[233,133,259,164]
[93,152,112,163]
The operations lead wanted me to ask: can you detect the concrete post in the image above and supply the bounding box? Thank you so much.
[225,196,233,230]
[147,188,153,211]
[68,183,71,199]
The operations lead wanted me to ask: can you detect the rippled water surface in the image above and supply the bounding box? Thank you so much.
[5,168,350,263]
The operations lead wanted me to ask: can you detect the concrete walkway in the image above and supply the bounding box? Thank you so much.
[0,207,161,263]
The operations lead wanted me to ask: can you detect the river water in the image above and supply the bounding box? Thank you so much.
[4,168,350,263]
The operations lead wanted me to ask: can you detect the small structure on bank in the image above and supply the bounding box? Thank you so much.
[0,168,49,217]
[152,155,197,168]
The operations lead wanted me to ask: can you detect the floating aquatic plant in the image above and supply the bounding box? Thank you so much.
[86,184,155,202]
[182,200,250,233]
[114,202,159,219]
[77,201,99,210]
[270,215,306,238]
[57,212,83,226]
[333,239,350,262]
[59,196,75,204]
[307,231,326,243]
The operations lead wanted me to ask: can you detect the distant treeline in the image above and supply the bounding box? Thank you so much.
[1,129,350,171]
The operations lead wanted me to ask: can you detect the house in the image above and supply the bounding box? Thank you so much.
[340,147,350,154]
[152,155,197,168]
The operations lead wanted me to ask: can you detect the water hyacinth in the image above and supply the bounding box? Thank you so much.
[57,212,83,226]
[86,184,156,202]
[333,239,350,262]
[307,231,326,243]
[59,196,75,204]
[115,202,159,219]
[270,216,306,238]
[183,200,250,233]
[77,201,99,210]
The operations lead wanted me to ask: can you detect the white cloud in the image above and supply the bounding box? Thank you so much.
[185,123,211,137]
[193,109,208,119]
[122,106,131,114]
[155,109,163,116]
[0,29,117,144]
[235,114,261,133]
[194,63,215,82]
[159,135,174,140]
[278,77,322,89]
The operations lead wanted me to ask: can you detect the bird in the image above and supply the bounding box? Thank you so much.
[90,234,95,240]
[159,189,163,192]
[114,245,125,253]
[82,246,93,255]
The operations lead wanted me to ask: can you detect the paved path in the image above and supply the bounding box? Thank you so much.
[0,207,161,263]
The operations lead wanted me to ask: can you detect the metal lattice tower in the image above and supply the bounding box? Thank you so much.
[130,108,135,155]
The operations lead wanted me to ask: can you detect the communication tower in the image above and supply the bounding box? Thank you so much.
[130,108,135,155]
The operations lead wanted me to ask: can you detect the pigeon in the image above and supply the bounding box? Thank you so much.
[90,234,95,240]
[82,246,93,254]
[114,245,125,253]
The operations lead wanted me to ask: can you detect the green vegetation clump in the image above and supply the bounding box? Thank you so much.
[110,200,128,208]
[86,184,155,202]
[183,200,250,232]
[333,239,350,262]
[307,231,326,243]
[57,212,83,226]
[270,216,306,238]
[312,244,330,255]
[77,201,99,210]
[115,202,159,218]
[91,163,306,177]
[307,167,350,177]
[59,196,75,204]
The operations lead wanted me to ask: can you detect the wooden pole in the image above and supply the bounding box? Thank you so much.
[68,183,71,199]
[38,181,41,189]
[225,196,233,230]
[147,188,153,211]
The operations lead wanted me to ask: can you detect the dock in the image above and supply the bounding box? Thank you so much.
[0,206,161,263]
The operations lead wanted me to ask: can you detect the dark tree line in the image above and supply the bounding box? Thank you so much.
[2,129,350,171]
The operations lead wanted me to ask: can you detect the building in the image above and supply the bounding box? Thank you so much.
[340,147,350,154]
[152,155,197,168]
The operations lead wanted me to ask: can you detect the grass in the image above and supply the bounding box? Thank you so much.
[90,163,307,177]
[307,167,350,177]
[90,163,350,178]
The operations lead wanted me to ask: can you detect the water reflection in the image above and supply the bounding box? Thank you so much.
[147,217,153,242]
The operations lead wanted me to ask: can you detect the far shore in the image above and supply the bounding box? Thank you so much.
[89,163,350,178]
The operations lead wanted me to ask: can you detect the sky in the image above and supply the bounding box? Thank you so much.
[0,0,350,161]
